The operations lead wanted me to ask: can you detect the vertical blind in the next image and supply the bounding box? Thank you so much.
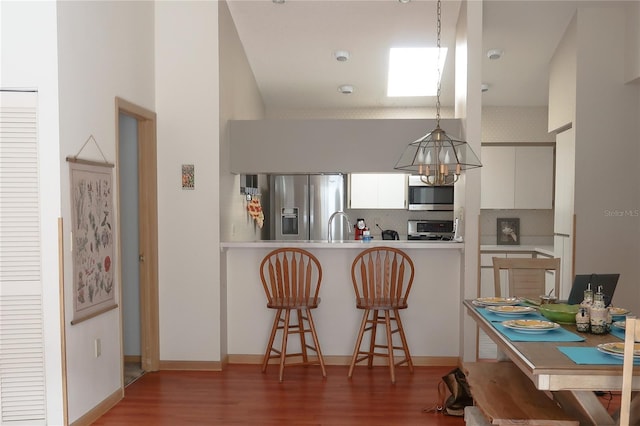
[0,91,46,424]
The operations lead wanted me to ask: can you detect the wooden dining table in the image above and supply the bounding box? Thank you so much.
[463,299,640,425]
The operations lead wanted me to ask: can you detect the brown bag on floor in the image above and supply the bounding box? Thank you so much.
[441,367,474,416]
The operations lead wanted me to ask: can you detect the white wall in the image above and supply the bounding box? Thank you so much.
[155,1,221,362]
[455,0,483,363]
[218,0,266,361]
[0,2,64,424]
[55,1,155,421]
[573,6,640,315]
[625,0,640,84]
[219,0,266,244]
[482,107,554,143]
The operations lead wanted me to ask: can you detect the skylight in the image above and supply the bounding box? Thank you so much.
[387,47,447,97]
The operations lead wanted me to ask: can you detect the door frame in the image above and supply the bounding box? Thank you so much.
[115,97,159,372]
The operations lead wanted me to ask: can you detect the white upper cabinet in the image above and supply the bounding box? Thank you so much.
[481,146,554,209]
[481,146,516,209]
[349,173,407,209]
[514,147,554,209]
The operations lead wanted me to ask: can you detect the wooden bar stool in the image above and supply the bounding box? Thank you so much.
[348,246,415,384]
[259,248,326,382]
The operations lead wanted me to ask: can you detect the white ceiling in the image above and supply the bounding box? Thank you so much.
[226,1,616,111]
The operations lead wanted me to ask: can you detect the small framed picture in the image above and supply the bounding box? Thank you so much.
[497,218,520,245]
[182,164,194,190]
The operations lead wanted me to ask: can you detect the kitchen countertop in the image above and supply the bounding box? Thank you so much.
[221,239,465,250]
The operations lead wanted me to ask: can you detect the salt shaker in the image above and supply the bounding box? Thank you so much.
[590,286,608,334]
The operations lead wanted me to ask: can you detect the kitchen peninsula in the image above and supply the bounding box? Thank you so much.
[221,240,463,365]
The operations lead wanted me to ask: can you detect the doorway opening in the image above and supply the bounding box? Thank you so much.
[115,98,159,386]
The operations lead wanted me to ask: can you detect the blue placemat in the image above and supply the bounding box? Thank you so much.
[493,323,585,342]
[610,326,625,340]
[558,346,640,365]
[477,307,546,323]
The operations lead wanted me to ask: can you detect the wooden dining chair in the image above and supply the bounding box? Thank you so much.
[259,248,326,382]
[492,257,561,300]
[620,316,640,426]
[348,246,415,384]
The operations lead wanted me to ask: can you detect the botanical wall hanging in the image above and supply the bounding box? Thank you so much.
[67,136,117,324]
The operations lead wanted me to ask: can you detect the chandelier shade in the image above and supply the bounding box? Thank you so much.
[394,125,482,185]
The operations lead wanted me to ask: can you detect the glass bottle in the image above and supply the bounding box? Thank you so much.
[578,283,593,332]
[581,283,593,307]
[590,286,608,334]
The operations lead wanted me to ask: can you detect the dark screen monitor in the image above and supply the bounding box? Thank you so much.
[567,274,620,306]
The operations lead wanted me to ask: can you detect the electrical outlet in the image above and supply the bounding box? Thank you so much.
[95,338,101,358]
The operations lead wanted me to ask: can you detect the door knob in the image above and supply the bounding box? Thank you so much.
[139,254,145,262]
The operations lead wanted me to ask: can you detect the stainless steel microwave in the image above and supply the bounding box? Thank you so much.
[407,175,454,211]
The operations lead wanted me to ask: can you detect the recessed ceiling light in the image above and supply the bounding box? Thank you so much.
[338,85,354,94]
[486,49,503,60]
[398,0,411,3]
[272,0,285,4]
[334,50,350,62]
[387,47,447,97]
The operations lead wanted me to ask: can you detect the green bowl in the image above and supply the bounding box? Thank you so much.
[539,303,580,324]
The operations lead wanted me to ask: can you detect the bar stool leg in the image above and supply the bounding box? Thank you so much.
[367,309,379,368]
[279,309,291,383]
[262,308,282,373]
[305,308,327,378]
[384,310,396,384]
[296,309,309,364]
[348,308,370,379]
[394,309,414,373]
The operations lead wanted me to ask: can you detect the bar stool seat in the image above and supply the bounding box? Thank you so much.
[348,246,415,384]
[260,248,326,382]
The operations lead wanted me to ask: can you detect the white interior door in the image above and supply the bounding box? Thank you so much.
[0,91,47,424]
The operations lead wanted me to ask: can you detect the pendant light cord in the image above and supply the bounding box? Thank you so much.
[435,0,442,127]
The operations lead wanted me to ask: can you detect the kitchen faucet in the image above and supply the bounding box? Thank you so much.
[328,211,352,242]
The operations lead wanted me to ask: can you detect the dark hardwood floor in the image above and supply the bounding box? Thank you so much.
[94,363,621,425]
[93,364,466,425]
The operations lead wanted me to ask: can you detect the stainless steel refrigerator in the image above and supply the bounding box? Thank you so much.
[270,174,348,241]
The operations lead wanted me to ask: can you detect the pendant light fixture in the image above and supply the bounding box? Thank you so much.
[394,0,481,185]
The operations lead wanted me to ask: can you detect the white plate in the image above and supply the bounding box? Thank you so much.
[502,319,560,334]
[473,297,519,307]
[486,305,536,316]
[597,342,640,358]
[609,307,630,316]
